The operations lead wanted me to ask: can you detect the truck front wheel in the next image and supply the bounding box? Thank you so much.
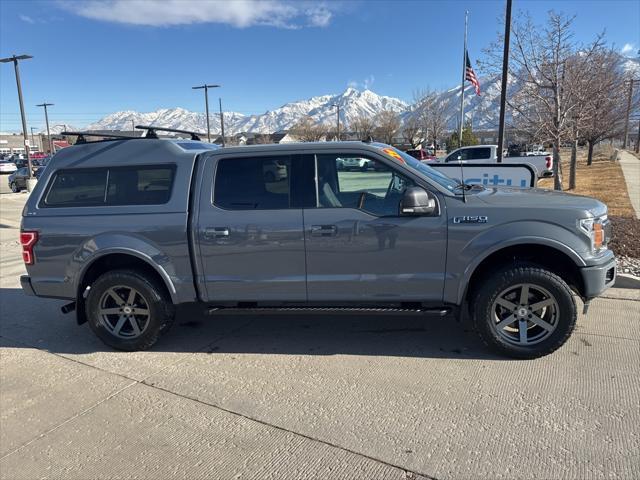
[85,269,175,351]
[472,265,577,359]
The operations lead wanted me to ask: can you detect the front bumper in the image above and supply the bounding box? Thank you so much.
[20,275,36,296]
[580,256,616,299]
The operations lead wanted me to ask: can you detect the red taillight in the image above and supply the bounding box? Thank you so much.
[20,230,38,265]
[545,155,553,169]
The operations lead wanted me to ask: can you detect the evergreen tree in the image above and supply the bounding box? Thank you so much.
[447,122,479,151]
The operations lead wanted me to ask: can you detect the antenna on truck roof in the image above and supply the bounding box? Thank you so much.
[135,125,203,141]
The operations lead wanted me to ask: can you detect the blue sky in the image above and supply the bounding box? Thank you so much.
[1,0,638,131]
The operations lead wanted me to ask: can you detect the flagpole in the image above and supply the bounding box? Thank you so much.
[458,10,468,147]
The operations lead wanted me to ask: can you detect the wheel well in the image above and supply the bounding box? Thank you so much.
[78,253,172,302]
[466,244,584,302]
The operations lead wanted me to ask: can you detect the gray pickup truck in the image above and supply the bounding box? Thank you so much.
[19,135,616,358]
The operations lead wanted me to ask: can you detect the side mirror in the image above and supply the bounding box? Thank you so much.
[400,187,436,216]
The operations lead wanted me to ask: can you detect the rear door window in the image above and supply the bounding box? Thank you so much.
[214,156,291,210]
[468,147,491,160]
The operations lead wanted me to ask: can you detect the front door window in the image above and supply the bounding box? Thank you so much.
[316,154,413,216]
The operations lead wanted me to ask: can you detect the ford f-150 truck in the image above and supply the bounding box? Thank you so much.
[441,145,554,178]
[19,135,616,358]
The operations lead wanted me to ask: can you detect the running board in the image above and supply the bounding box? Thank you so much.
[208,306,451,316]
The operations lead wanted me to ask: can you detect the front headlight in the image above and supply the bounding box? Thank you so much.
[578,215,607,252]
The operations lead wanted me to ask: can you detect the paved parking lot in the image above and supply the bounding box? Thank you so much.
[1,191,639,479]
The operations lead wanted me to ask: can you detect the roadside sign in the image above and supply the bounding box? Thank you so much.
[431,163,537,188]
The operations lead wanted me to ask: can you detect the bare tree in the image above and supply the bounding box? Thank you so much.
[413,88,449,151]
[580,50,632,165]
[484,11,606,190]
[374,110,401,144]
[289,116,326,142]
[351,114,376,141]
[402,114,423,148]
[254,133,273,144]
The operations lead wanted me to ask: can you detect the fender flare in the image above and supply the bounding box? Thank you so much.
[455,235,586,305]
[73,238,179,304]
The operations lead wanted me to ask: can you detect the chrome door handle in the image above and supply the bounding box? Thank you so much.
[204,227,230,239]
[310,225,338,236]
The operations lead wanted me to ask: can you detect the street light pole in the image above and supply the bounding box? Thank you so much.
[622,79,635,149]
[192,84,221,143]
[0,54,34,180]
[30,127,36,149]
[36,102,54,155]
[331,103,340,140]
[496,0,512,163]
[219,97,225,147]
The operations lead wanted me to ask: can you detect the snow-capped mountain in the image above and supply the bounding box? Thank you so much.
[84,88,408,135]
[85,108,247,135]
[44,124,78,135]
[80,55,639,136]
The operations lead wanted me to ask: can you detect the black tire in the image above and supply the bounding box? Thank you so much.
[85,269,175,351]
[10,182,19,193]
[472,264,577,359]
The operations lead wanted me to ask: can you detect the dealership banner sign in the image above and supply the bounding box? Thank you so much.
[431,163,537,188]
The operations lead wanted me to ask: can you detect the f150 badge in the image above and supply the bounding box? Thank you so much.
[453,216,488,224]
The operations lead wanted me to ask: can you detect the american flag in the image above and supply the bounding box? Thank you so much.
[465,52,481,96]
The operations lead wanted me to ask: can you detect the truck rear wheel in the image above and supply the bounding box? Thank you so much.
[472,265,577,359]
[85,269,175,351]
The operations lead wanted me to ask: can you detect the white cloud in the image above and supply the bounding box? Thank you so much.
[58,0,336,28]
[347,75,375,90]
[19,14,36,24]
[620,43,636,56]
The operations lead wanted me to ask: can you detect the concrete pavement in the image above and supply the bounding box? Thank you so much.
[1,192,639,479]
[618,150,640,219]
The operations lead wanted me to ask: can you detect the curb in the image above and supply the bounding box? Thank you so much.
[615,273,640,290]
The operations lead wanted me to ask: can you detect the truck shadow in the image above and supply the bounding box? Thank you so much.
[0,287,504,360]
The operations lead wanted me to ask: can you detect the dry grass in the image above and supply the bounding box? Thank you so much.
[537,145,635,217]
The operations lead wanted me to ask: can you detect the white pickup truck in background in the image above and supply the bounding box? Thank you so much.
[438,145,554,178]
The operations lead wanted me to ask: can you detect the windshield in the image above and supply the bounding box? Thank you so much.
[373,144,460,193]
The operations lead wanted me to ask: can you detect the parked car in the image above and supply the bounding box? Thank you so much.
[339,157,371,171]
[20,137,615,358]
[8,167,44,192]
[406,148,437,162]
[0,159,17,174]
[440,145,554,178]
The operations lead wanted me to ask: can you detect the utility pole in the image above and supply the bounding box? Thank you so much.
[192,84,220,143]
[636,119,640,153]
[0,54,34,180]
[30,127,36,150]
[131,119,135,134]
[458,10,469,147]
[622,79,635,149]
[331,103,340,140]
[496,0,512,163]
[36,102,54,155]
[219,97,225,147]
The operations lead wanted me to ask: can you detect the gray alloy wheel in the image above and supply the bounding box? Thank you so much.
[473,265,577,359]
[490,283,559,347]
[98,285,151,339]
[10,182,19,193]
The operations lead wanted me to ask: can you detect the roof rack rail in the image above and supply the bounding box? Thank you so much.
[61,131,136,144]
[135,125,203,141]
